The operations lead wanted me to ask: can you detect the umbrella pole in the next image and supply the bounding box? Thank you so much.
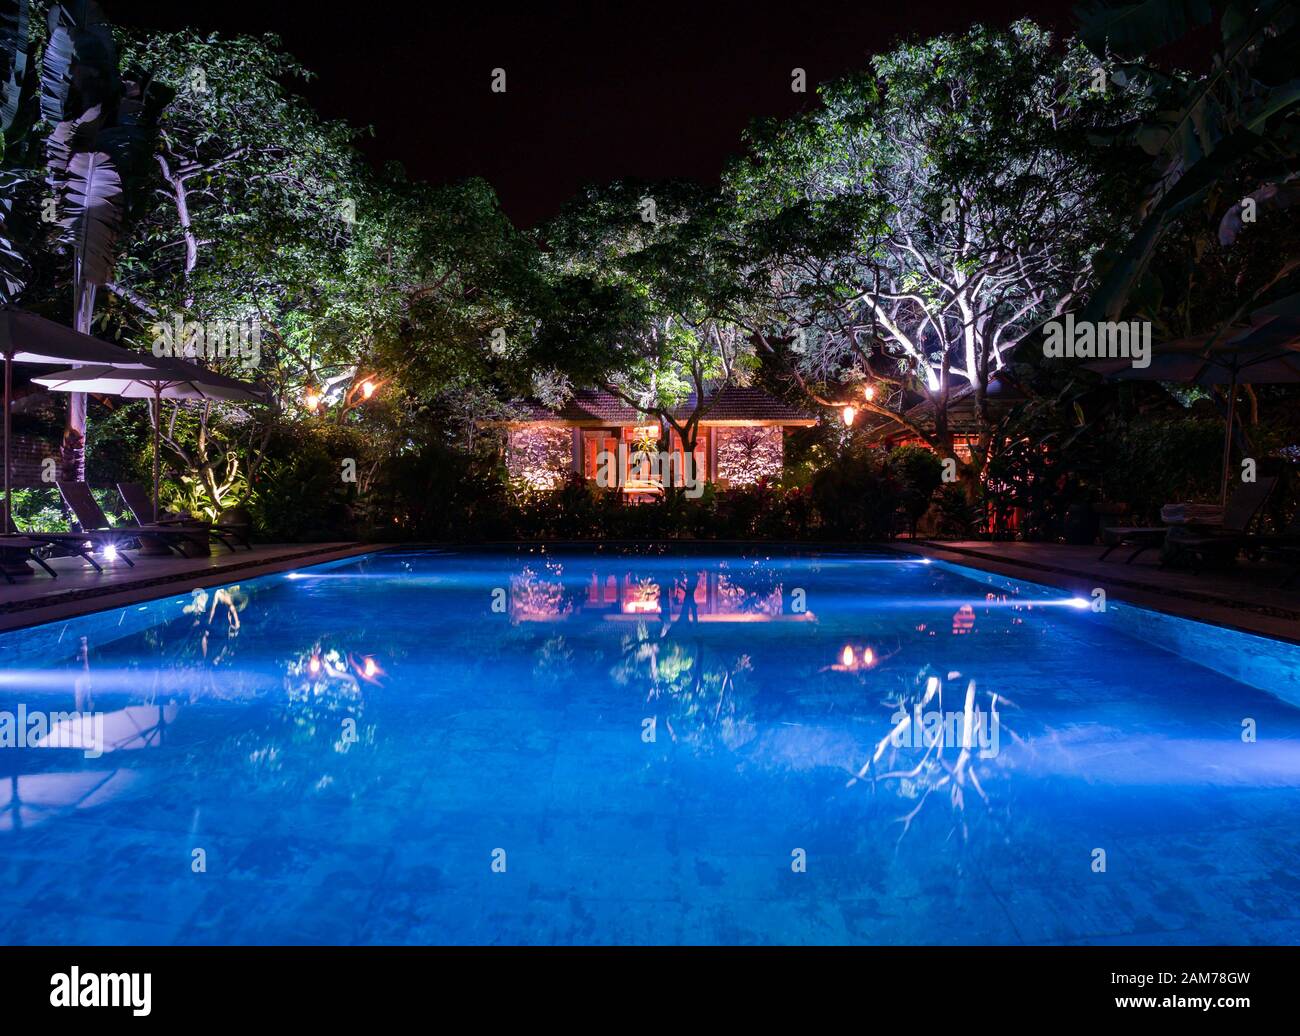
[1220,369,1239,507]
[3,350,11,532]
[152,384,161,522]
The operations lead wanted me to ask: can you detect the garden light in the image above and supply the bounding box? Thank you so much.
[361,380,376,400]
[841,405,856,426]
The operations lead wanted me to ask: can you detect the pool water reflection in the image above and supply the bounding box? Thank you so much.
[2,548,1299,945]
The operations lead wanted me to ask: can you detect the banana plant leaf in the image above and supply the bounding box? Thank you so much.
[58,148,120,286]
[0,0,29,134]
[0,169,26,300]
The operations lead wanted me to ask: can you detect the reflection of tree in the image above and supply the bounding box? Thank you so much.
[610,622,755,751]
[532,635,575,687]
[510,561,586,620]
[65,584,257,707]
[182,585,249,670]
[712,560,786,618]
[847,666,1022,844]
[283,644,367,751]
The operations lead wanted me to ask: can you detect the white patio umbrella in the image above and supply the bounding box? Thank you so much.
[33,359,268,522]
[0,307,159,531]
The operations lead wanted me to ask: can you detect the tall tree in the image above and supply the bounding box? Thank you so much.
[537,180,757,459]
[729,21,1140,493]
[109,29,357,508]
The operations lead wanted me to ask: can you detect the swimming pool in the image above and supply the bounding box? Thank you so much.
[2,547,1298,945]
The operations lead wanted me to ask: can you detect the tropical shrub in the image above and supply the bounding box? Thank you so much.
[886,445,944,536]
[248,423,365,541]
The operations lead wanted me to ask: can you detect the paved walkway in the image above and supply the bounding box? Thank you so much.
[900,539,1300,643]
[0,542,374,632]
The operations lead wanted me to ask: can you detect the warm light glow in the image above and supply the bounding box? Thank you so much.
[303,388,321,412]
[841,405,857,426]
[841,645,854,667]
[862,647,875,667]
[308,654,321,675]
[863,384,877,401]
[361,380,376,400]
[363,656,377,678]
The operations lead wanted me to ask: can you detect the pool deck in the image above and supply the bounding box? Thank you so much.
[898,539,1300,644]
[0,542,374,633]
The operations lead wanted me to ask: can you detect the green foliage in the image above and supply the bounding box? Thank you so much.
[247,422,364,542]
[367,441,513,542]
[1076,0,1300,324]
[533,179,759,448]
[83,399,152,486]
[9,486,65,531]
[6,6,1295,549]
[886,444,943,533]
[808,449,902,540]
[933,484,986,539]
[727,19,1148,487]
[1096,414,1226,520]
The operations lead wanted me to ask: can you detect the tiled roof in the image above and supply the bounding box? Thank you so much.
[501,385,817,426]
[510,391,640,424]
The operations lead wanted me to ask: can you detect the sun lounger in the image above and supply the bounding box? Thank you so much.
[56,481,204,558]
[0,536,60,583]
[7,515,119,572]
[116,482,250,552]
[1098,526,1167,562]
[1159,477,1278,572]
[1100,478,1277,565]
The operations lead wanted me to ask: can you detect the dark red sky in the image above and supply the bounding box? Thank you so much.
[107,0,1082,226]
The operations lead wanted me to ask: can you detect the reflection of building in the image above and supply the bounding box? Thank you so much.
[485,386,816,492]
[509,566,816,623]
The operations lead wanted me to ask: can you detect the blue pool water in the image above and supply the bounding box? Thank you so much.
[2,548,1299,946]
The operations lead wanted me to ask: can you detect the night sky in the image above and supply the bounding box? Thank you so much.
[108,1,1082,227]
